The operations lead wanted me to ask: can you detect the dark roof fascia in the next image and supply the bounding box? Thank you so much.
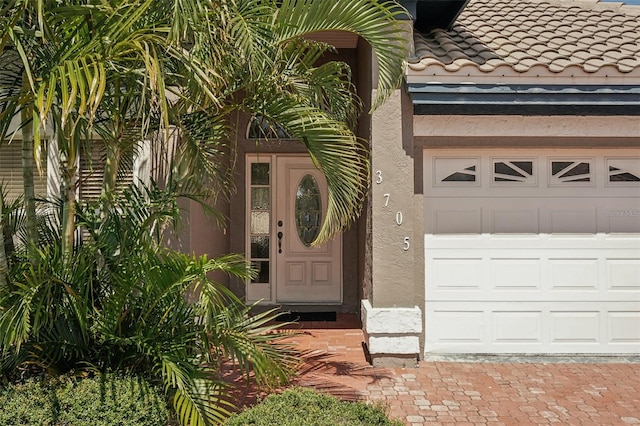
[397,0,470,28]
[409,83,640,116]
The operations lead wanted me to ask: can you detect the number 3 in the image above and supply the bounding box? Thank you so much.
[375,170,382,184]
[403,237,410,251]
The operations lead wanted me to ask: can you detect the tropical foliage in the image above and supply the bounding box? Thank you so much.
[0,374,170,426]
[0,0,408,424]
[0,185,298,425]
[225,387,404,426]
[0,0,407,251]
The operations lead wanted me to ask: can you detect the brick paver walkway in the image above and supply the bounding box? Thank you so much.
[286,314,640,425]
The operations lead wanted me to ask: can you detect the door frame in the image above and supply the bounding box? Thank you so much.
[244,153,343,305]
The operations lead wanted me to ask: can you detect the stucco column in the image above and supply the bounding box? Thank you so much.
[362,88,423,367]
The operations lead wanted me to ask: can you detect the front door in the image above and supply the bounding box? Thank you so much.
[246,155,342,304]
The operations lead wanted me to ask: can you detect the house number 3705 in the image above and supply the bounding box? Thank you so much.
[376,170,410,251]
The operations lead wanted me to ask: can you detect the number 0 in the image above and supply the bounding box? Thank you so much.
[395,211,403,225]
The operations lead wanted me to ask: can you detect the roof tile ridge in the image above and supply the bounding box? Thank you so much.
[523,0,640,15]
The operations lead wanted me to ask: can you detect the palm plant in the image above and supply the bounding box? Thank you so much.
[0,0,408,424]
[1,0,407,249]
[0,184,299,425]
[0,197,6,292]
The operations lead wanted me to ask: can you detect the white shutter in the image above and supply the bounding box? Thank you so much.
[0,142,47,201]
[79,141,134,201]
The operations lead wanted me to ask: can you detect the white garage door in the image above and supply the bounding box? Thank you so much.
[424,149,640,354]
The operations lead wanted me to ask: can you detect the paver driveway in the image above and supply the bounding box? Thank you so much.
[287,315,640,425]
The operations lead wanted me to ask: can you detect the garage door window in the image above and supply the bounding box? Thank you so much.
[492,159,535,185]
[607,158,640,183]
[549,159,593,185]
[434,157,479,185]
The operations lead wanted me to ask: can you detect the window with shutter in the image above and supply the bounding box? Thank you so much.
[78,141,134,201]
[0,142,48,201]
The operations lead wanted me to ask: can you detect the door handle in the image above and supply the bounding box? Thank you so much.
[277,231,283,253]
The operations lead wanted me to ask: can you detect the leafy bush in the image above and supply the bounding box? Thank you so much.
[0,185,297,426]
[0,374,170,426]
[225,388,404,426]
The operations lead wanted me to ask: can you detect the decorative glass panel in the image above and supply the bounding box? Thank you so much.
[550,160,592,184]
[608,159,640,183]
[434,157,479,185]
[493,160,534,183]
[251,261,270,283]
[251,187,270,210]
[251,236,270,259]
[250,211,270,234]
[248,116,291,139]
[443,169,476,182]
[251,163,269,185]
[295,174,322,247]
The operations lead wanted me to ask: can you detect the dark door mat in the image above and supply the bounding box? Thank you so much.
[276,311,337,322]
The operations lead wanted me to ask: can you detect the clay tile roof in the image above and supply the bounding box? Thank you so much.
[408,0,640,82]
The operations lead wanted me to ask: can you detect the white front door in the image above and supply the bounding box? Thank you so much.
[246,155,342,304]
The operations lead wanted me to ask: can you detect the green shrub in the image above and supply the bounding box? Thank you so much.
[0,374,170,426]
[225,388,403,426]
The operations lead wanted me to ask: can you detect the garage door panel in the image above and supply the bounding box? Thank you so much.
[429,310,485,343]
[432,258,483,289]
[550,311,601,344]
[549,258,599,289]
[434,209,481,233]
[427,302,640,353]
[609,312,640,343]
[427,199,639,234]
[425,149,640,355]
[609,214,640,233]
[493,312,542,343]
[608,259,640,289]
[549,209,597,233]
[493,210,540,233]
[491,258,541,289]
[427,249,637,302]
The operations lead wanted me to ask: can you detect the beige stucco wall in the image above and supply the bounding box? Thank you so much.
[368,88,423,309]
[413,115,640,141]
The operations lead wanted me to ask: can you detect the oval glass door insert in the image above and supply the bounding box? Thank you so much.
[295,174,322,246]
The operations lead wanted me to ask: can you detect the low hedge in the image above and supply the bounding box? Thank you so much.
[225,387,403,426]
[0,374,170,426]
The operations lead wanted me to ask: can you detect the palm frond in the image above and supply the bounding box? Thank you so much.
[274,0,408,110]
[206,302,299,388]
[245,95,368,243]
[162,357,234,426]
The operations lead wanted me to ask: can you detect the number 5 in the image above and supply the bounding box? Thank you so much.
[403,237,410,251]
